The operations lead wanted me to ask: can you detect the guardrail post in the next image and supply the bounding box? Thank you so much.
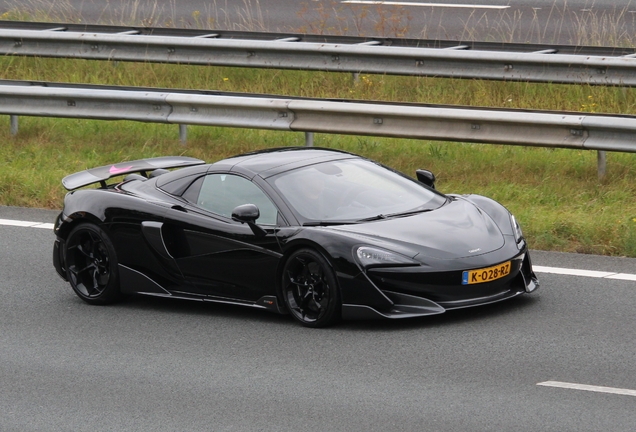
[597,151,606,179]
[305,132,314,147]
[179,124,187,145]
[10,115,18,136]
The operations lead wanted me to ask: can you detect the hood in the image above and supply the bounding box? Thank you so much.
[331,198,505,260]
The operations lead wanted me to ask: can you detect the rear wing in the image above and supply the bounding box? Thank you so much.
[62,156,206,191]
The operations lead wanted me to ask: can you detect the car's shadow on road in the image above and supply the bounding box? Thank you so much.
[338,294,540,332]
[111,291,540,331]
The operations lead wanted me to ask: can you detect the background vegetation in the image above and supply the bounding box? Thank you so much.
[1,1,636,257]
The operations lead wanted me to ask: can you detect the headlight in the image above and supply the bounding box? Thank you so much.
[355,246,419,268]
[510,214,523,244]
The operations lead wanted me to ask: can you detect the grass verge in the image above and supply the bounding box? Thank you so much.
[2,114,636,257]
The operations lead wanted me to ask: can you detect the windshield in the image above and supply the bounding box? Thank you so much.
[269,159,447,223]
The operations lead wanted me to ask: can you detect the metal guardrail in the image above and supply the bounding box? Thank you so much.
[2,80,636,156]
[1,21,636,85]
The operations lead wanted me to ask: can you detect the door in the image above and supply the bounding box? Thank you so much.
[162,173,283,302]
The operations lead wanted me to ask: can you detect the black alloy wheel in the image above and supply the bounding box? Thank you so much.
[282,249,341,328]
[65,223,121,305]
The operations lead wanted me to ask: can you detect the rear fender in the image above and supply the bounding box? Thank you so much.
[54,209,104,240]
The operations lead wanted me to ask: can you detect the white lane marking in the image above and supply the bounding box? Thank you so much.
[341,1,510,9]
[538,381,636,397]
[0,218,55,230]
[533,265,636,282]
[33,223,55,229]
[0,218,37,227]
[607,273,636,281]
[534,266,615,278]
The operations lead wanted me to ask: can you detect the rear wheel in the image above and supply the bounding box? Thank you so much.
[282,249,341,328]
[65,223,121,305]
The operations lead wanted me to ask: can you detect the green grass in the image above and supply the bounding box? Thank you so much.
[2,112,636,257]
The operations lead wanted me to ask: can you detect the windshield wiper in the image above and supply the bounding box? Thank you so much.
[387,208,434,218]
[303,220,360,226]
[357,208,432,222]
[357,214,387,222]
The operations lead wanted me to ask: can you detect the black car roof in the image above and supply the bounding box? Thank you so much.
[221,147,358,179]
[155,147,358,193]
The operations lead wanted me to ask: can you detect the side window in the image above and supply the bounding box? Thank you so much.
[181,176,204,203]
[195,174,279,225]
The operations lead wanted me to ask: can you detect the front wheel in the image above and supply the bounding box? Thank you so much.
[281,249,341,328]
[65,223,121,305]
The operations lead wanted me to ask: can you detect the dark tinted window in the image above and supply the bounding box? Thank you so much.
[270,159,446,222]
[195,174,278,225]
[181,176,204,203]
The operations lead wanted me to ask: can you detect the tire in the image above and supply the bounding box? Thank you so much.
[64,223,122,305]
[281,248,341,328]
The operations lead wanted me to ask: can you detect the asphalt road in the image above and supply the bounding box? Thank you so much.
[0,0,635,44]
[1,206,635,431]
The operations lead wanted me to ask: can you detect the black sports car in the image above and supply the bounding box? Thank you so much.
[53,147,539,327]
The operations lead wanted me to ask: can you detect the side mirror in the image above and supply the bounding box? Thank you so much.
[231,204,266,237]
[416,169,436,189]
[231,204,260,224]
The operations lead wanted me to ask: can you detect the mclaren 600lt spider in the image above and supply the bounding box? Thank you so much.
[53,148,539,327]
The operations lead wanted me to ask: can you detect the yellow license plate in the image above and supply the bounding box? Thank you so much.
[462,261,511,285]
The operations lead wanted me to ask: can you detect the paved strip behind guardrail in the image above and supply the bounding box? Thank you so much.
[2,80,635,153]
[2,20,633,56]
[1,21,636,86]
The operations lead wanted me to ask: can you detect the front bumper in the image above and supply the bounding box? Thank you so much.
[341,250,539,320]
